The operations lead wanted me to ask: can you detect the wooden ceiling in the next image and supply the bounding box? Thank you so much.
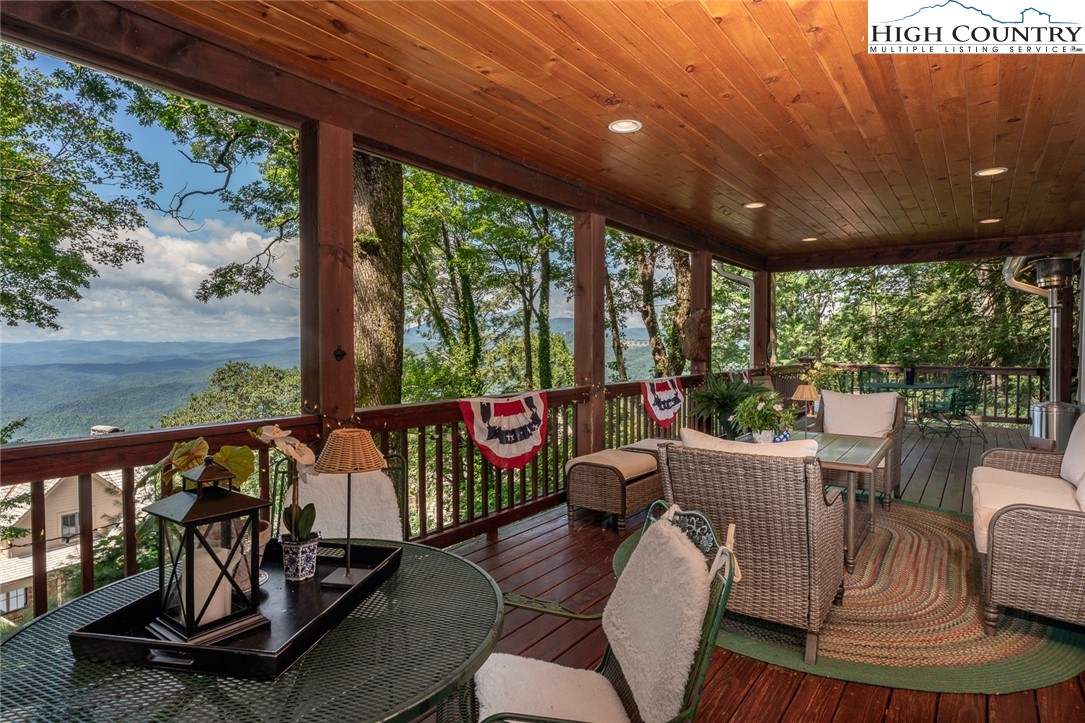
[5,1,1084,269]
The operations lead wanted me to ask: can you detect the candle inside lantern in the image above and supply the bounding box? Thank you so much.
[181,546,231,624]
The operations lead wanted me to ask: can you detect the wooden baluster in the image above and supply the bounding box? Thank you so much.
[417,427,427,538]
[258,447,270,522]
[467,437,476,522]
[452,426,462,526]
[31,480,46,617]
[78,474,94,594]
[434,424,445,532]
[123,468,136,577]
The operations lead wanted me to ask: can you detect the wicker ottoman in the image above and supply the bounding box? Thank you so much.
[565,449,662,532]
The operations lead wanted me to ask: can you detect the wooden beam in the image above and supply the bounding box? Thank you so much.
[78,474,94,594]
[122,467,136,577]
[574,213,607,455]
[30,480,46,617]
[690,250,713,375]
[752,271,775,368]
[0,0,764,270]
[299,121,355,432]
[1057,287,1074,403]
[766,233,1085,271]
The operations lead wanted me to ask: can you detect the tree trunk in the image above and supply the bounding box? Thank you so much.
[668,248,691,375]
[352,151,403,407]
[635,245,668,377]
[604,270,628,380]
[537,220,552,390]
[522,299,534,388]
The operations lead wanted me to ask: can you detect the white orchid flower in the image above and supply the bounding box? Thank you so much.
[256,424,292,444]
[772,404,783,412]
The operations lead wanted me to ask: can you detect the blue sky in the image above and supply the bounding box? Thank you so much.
[3,49,300,344]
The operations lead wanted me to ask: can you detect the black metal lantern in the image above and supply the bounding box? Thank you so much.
[144,456,270,645]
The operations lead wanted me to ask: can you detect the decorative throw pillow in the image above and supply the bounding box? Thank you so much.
[821,389,897,437]
[1059,417,1085,488]
[679,427,817,458]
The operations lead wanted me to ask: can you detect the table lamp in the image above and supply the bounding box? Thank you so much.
[792,384,820,437]
[314,428,386,587]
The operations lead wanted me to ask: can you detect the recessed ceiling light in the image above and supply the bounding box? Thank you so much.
[802,236,818,242]
[979,217,1002,224]
[608,119,642,134]
[743,201,766,209]
[974,166,1008,177]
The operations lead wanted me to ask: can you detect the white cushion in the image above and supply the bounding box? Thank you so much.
[283,470,403,541]
[1078,481,1085,514]
[602,513,711,723]
[821,390,898,437]
[565,449,659,478]
[474,652,629,723]
[680,427,818,458]
[1059,416,1085,487]
[971,466,1080,554]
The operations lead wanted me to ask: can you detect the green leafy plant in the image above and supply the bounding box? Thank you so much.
[139,437,256,492]
[730,392,797,435]
[689,375,769,439]
[802,362,841,392]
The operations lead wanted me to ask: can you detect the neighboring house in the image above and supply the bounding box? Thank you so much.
[0,471,124,621]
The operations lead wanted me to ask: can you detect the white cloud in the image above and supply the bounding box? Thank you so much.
[3,220,300,343]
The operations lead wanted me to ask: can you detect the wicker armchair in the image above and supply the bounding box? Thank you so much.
[809,395,905,509]
[441,501,736,723]
[659,444,844,663]
[971,422,1085,633]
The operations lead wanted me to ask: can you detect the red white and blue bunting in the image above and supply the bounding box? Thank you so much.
[641,377,684,429]
[459,391,548,470]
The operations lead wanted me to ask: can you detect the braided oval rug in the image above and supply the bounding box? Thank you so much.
[715,501,1085,693]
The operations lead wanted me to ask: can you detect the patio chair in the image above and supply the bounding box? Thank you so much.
[919,369,987,442]
[809,391,905,509]
[659,439,844,664]
[858,368,888,394]
[444,501,736,723]
[971,416,1085,633]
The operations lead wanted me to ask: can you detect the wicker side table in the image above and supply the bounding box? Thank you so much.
[565,449,662,532]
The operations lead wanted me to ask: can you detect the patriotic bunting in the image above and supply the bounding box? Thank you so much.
[459,391,548,470]
[641,377,684,429]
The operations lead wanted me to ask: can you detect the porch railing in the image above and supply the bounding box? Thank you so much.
[825,364,1048,424]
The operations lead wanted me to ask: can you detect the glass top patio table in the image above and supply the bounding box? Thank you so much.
[0,539,503,723]
[865,381,957,429]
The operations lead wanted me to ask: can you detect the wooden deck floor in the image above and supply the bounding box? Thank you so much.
[450,427,1085,722]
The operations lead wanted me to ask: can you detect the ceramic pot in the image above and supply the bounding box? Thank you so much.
[280,534,319,581]
[256,519,272,568]
[773,431,792,443]
[751,430,775,444]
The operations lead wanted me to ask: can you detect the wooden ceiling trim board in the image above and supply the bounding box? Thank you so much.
[665,2,867,243]
[631,1,872,246]
[766,232,1085,272]
[1016,56,1080,236]
[964,56,1001,224]
[262,0,620,180]
[733,3,883,240]
[928,55,974,238]
[990,56,1037,229]
[781,1,913,241]
[1037,69,1085,229]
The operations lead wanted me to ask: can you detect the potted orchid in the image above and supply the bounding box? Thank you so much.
[730,392,798,443]
[252,425,318,580]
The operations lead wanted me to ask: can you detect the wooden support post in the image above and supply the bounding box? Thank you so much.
[299,121,355,434]
[78,474,93,594]
[31,480,46,617]
[690,250,713,376]
[574,212,606,455]
[752,271,776,369]
[1058,287,1074,403]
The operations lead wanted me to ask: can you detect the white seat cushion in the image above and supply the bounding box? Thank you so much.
[971,466,1080,554]
[474,652,630,723]
[602,512,712,723]
[680,427,818,458]
[821,390,898,437]
[565,449,658,478]
[1059,416,1085,487]
[284,470,403,541]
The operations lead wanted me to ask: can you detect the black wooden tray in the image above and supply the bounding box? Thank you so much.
[69,541,402,680]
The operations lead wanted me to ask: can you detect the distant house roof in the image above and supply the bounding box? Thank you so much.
[0,543,81,587]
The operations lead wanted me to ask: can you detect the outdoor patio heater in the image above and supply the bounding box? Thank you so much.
[1024,256,1081,451]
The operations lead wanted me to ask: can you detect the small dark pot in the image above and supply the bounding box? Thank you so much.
[904,368,916,385]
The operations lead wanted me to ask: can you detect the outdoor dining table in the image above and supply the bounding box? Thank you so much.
[0,539,503,723]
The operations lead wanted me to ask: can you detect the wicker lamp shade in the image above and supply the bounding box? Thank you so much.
[792,384,820,403]
[314,428,386,474]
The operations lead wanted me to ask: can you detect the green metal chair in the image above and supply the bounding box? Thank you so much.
[858,368,889,394]
[919,369,987,442]
[441,500,736,723]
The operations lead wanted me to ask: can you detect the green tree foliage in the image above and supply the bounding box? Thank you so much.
[159,361,301,427]
[0,45,160,329]
[0,419,31,541]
